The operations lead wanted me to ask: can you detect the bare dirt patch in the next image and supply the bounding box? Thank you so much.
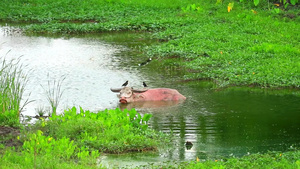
[0,126,22,147]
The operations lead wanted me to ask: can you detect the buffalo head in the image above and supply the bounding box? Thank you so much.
[110,87,148,104]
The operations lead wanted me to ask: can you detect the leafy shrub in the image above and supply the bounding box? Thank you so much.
[0,110,19,127]
[0,130,100,168]
[39,107,167,153]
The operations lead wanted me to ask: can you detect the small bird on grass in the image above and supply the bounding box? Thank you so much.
[143,82,148,87]
[122,81,128,87]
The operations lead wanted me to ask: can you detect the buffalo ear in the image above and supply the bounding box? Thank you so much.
[132,88,148,93]
[110,88,122,92]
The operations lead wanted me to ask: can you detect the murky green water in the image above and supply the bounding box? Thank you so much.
[1,24,299,168]
[149,84,300,157]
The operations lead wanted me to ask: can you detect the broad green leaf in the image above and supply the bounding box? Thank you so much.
[290,0,297,5]
[142,114,152,122]
[284,3,289,8]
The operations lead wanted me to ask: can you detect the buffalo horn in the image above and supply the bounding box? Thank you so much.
[110,88,122,92]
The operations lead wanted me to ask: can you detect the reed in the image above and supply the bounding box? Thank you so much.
[0,52,31,126]
[41,74,66,115]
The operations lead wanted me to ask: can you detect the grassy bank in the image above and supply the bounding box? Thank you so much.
[0,107,170,168]
[0,0,299,88]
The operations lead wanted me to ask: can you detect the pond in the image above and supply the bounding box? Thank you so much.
[1,24,300,168]
[0,24,153,115]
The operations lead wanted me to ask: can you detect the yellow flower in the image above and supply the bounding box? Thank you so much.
[251,9,257,14]
[215,160,218,162]
[196,157,199,162]
[252,72,255,75]
[228,2,234,12]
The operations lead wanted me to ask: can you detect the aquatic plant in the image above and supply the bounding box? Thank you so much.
[41,75,66,115]
[0,54,32,126]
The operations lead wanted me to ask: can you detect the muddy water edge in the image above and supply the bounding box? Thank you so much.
[1,24,300,167]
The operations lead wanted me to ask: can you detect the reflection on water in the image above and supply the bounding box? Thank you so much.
[119,100,185,110]
[146,83,300,161]
[1,24,300,167]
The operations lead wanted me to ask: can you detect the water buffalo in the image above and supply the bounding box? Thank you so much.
[110,87,186,104]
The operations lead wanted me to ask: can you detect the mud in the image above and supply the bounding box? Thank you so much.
[0,126,22,147]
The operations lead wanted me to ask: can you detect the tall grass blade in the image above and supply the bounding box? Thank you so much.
[41,74,66,115]
[0,52,32,126]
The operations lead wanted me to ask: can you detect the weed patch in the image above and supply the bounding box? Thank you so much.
[0,107,170,168]
[0,130,100,168]
[35,107,168,153]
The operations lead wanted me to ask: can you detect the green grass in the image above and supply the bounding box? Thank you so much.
[0,107,170,168]
[41,75,66,115]
[0,55,31,127]
[1,130,101,169]
[146,2,300,88]
[0,0,299,88]
[39,107,167,153]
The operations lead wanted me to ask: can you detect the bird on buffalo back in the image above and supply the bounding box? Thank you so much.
[143,82,148,87]
[122,81,128,87]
